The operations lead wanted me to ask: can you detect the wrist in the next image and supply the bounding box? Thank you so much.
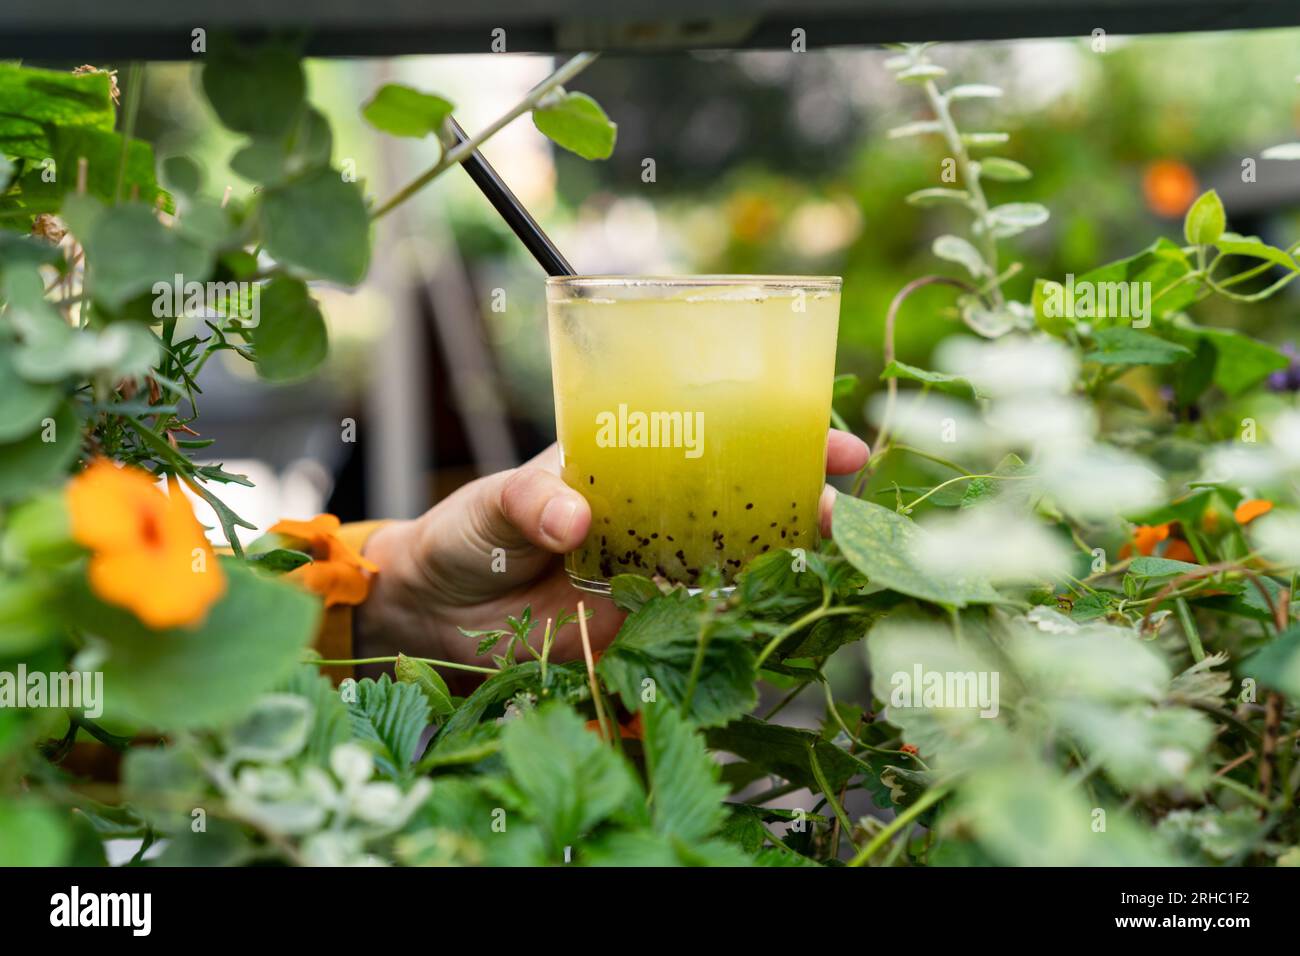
[352,518,430,665]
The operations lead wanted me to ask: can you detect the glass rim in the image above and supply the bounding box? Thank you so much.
[545,274,842,291]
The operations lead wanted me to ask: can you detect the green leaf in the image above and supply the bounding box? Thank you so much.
[878,359,977,399]
[832,372,859,400]
[501,704,637,853]
[244,548,312,573]
[1127,556,1202,580]
[597,589,757,727]
[77,202,212,309]
[395,654,455,719]
[705,716,863,790]
[984,201,1049,238]
[162,155,204,196]
[977,156,1031,181]
[1194,326,1289,397]
[960,131,1010,147]
[641,703,728,842]
[15,126,168,215]
[931,234,987,278]
[832,494,1002,607]
[960,452,1029,509]
[362,84,454,138]
[1214,233,1298,272]
[1032,277,1070,337]
[0,800,70,866]
[346,674,431,778]
[946,83,1003,100]
[201,41,305,137]
[905,187,970,207]
[224,694,312,763]
[1240,626,1300,698]
[250,276,328,382]
[68,559,320,730]
[0,401,80,503]
[1083,327,1193,366]
[1183,189,1225,246]
[0,64,115,161]
[895,64,947,84]
[532,91,616,160]
[886,120,942,139]
[277,666,351,766]
[261,168,370,285]
[0,337,61,442]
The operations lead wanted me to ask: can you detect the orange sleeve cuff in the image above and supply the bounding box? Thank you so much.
[314,520,392,684]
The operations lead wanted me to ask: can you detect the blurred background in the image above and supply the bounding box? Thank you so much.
[113,29,1300,544]
[63,24,1300,822]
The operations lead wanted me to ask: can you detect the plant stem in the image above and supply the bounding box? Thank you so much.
[807,742,861,855]
[1174,597,1206,663]
[309,655,497,675]
[848,781,953,867]
[923,79,1002,306]
[900,472,1031,513]
[370,52,599,220]
[115,63,144,203]
[755,604,861,669]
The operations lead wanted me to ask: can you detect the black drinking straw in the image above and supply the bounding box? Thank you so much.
[444,116,575,277]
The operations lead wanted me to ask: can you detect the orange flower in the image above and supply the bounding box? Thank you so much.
[1142,160,1198,217]
[900,743,919,757]
[1234,499,1274,525]
[1163,539,1197,563]
[585,712,643,741]
[67,459,225,629]
[269,514,378,608]
[1119,523,1170,559]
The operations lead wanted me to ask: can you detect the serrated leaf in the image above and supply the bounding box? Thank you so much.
[597,589,757,727]
[501,704,637,854]
[346,674,431,778]
[832,494,1001,607]
[642,704,728,842]
[1084,327,1193,367]
[879,359,978,399]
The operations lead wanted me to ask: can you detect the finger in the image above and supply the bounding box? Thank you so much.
[440,465,589,562]
[818,484,838,538]
[826,430,870,475]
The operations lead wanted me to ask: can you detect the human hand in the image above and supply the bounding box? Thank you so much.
[354,432,869,689]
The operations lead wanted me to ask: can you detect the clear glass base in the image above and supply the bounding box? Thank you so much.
[565,572,735,599]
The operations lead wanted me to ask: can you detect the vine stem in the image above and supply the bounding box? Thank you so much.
[922,77,1002,305]
[848,781,953,867]
[309,655,497,675]
[873,275,973,453]
[370,52,600,220]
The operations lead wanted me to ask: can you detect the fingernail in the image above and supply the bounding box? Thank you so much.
[540,496,579,544]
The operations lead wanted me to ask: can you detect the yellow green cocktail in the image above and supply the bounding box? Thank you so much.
[545,276,841,593]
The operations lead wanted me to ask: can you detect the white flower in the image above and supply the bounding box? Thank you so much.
[935,335,1078,397]
[866,393,992,455]
[1249,510,1300,566]
[912,506,1073,584]
[1038,444,1163,520]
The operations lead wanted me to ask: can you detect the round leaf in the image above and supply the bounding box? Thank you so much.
[362,84,454,138]
[261,168,371,285]
[252,276,328,382]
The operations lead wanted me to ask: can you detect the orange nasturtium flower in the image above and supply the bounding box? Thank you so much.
[1142,159,1198,218]
[269,514,378,608]
[1234,499,1274,525]
[67,459,225,629]
[1119,522,1198,563]
[585,712,644,741]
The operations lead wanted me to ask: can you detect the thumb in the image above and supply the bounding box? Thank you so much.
[416,465,590,598]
